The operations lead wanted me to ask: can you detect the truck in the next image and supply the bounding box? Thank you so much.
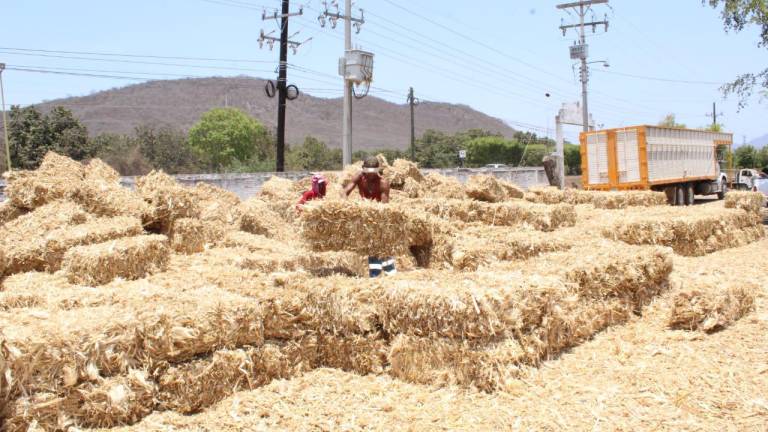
[579,125,732,205]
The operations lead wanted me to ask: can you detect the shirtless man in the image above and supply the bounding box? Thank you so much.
[343,156,395,277]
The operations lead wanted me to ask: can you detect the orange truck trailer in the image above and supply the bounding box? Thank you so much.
[580,125,732,205]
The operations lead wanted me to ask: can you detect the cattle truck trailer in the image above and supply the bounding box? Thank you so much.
[579,126,732,205]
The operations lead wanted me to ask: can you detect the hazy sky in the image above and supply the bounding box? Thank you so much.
[2,0,767,144]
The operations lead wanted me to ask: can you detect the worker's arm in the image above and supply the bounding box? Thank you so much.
[380,178,391,204]
[295,191,311,211]
[342,173,360,198]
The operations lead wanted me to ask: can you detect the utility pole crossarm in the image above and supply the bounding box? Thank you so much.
[559,20,608,32]
[556,0,608,9]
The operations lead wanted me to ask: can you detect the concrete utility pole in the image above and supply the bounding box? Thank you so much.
[0,63,10,172]
[557,0,609,133]
[259,1,307,172]
[707,102,723,129]
[318,1,367,166]
[407,87,419,161]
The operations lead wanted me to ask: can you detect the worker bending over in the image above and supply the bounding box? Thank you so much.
[343,157,395,277]
[296,174,327,212]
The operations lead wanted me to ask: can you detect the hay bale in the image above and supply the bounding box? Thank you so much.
[421,172,466,199]
[169,218,227,254]
[238,198,284,238]
[259,176,297,201]
[668,284,756,333]
[317,333,388,375]
[5,369,156,431]
[725,191,765,213]
[136,170,199,233]
[590,191,667,209]
[498,179,525,199]
[422,199,576,231]
[385,159,424,189]
[388,335,526,391]
[62,235,170,285]
[525,186,565,204]
[0,201,89,276]
[4,152,85,209]
[191,182,242,225]
[402,177,423,198]
[300,200,423,256]
[604,207,765,256]
[465,175,507,203]
[74,182,150,219]
[85,158,121,184]
[450,227,572,271]
[0,200,26,228]
[0,287,264,400]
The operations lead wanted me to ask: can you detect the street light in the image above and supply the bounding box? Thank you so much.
[0,63,11,172]
[587,60,610,68]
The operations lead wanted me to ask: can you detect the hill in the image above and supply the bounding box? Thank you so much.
[748,133,768,148]
[33,77,517,151]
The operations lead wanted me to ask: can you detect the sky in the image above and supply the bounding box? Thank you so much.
[2,0,767,145]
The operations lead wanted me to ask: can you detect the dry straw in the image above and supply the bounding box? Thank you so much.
[0,201,26,228]
[724,190,765,213]
[384,159,424,189]
[237,198,284,238]
[3,152,85,209]
[421,172,466,199]
[668,283,756,333]
[259,176,296,201]
[62,235,171,285]
[526,187,667,208]
[191,182,242,225]
[465,175,508,203]
[421,199,576,231]
[169,218,227,254]
[136,170,199,233]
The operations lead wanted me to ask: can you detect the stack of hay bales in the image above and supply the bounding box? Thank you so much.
[725,191,765,213]
[237,198,285,238]
[604,207,765,256]
[668,282,756,333]
[136,171,200,233]
[421,199,576,231]
[259,176,297,201]
[421,172,466,199]
[465,175,525,203]
[384,159,424,189]
[526,186,667,208]
[3,152,85,209]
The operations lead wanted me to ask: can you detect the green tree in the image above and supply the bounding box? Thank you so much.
[188,108,272,171]
[564,143,582,175]
[415,130,462,168]
[734,144,759,168]
[705,0,768,108]
[658,114,687,128]
[91,133,152,176]
[352,148,409,164]
[287,136,342,170]
[465,136,523,166]
[135,125,199,174]
[8,105,92,170]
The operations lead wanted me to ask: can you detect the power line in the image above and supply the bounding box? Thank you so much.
[591,68,724,85]
[0,47,275,64]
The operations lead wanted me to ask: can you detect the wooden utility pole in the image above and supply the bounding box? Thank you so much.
[407,87,419,161]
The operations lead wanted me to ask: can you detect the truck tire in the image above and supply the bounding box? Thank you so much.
[717,179,727,200]
[675,185,685,206]
[664,186,676,205]
[685,183,695,206]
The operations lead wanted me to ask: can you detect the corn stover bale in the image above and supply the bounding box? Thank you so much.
[525,186,565,204]
[465,175,507,203]
[668,283,756,333]
[259,176,297,201]
[450,227,572,271]
[170,218,227,254]
[0,200,27,228]
[725,191,765,213]
[0,201,89,276]
[422,199,576,231]
[74,181,150,219]
[385,159,424,189]
[238,198,284,238]
[388,335,526,391]
[84,158,121,183]
[136,170,199,233]
[300,200,434,256]
[62,235,170,285]
[421,172,466,199]
[5,369,156,431]
[604,207,765,256]
[190,182,242,225]
[3,152,85,209]
[497,179,525,199]
[590,190,668,209]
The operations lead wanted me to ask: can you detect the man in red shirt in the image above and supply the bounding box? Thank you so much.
[343,157,395,277]
[296,174,327,211]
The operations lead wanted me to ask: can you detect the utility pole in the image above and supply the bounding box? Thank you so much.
[319,1,367,166]
[557,0,609,132]
[407,87,419,161]
[0,63,10,172]
[259,1,307,172]
[707,102,723,130]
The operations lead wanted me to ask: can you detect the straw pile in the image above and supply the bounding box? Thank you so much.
[0,201,26,227]
[169,218,226,254]
[62,235,171,285]
[421,199,576,231]
[85,158,121,183]
[465,175,507,202]
[421,172,466,199]
[590,190,667,209]
[237,198,284,238]
[3,152,84,209]
[401,178,423,198]
[604,207,765,256]
[300,200,432,256]
[724,190,765,213]
[136,171,199,233]
[74,158,150,219]
[525,186,566,204]
[668,283,756,333]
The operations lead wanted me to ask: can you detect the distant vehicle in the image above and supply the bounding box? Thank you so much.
[580,126,731,206]
[485,164,508,169]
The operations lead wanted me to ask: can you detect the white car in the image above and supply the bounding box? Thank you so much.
[484,164,508,169]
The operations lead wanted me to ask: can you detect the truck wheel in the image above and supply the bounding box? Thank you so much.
[664,186,676,205]
[685,184,695,206]
[717,179,727,200]
[675,185,685,206]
